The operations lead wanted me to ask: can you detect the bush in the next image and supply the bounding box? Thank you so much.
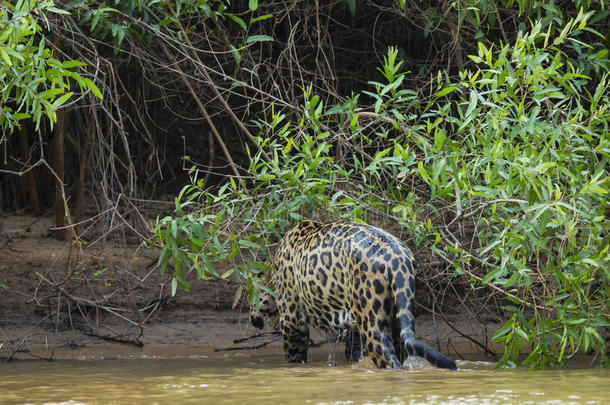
[154,10,609,368]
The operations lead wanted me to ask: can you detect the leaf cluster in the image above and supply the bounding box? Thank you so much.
[0,0,101,136]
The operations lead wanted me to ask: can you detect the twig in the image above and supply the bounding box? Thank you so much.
[5,349,55,362]
[0,313,54,361]
[232,331,279,344]
[164,4,272,164]
[83,332,143,347]
[215,335,281,352]
[437,308,497,359]
[158,40,248,194]
[35,271,140,328]
[492,0,509,43]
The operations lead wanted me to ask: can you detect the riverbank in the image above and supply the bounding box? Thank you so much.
[1,215,501,362]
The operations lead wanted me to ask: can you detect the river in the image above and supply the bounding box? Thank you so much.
[1,351,608,404]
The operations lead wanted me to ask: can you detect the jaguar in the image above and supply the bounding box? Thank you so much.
[250,219,457,370]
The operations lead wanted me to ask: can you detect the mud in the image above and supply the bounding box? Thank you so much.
[0,215,501,362]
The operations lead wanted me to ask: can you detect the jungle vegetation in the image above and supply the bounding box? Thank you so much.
[1,0,608,368]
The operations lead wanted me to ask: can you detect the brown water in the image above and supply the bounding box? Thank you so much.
[1,352,608,404]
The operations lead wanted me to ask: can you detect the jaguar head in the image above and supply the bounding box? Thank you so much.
[249,289,279,331]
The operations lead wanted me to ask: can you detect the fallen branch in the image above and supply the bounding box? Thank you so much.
[5,348,55,362]
[83,332,144,347]
[232,331,279,344]
[215,335,281,352]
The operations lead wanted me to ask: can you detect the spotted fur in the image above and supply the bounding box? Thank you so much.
[251,220,457,370]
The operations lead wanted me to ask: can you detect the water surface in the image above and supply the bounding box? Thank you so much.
[1,352,607,404]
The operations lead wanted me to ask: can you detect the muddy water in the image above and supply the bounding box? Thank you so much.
[1,352,608,404]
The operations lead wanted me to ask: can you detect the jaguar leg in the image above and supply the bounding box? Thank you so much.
[352,280,402,368]
[344,328,365,362]
[359,327,402,368]
[280,310,310,363]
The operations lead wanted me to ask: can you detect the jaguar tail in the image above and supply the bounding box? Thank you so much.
[401,330,457,370]
[392,259,457,370]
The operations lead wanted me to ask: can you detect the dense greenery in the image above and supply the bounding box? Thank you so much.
[153,5,609,368]
[0,0,100,136]
[1,0,608,368]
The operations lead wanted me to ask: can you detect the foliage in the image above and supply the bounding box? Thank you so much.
[154,10,609,368]
[61,0,272,56]
[0,0,100,138]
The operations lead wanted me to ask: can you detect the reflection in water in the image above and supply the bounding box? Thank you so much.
[0,352,608,405]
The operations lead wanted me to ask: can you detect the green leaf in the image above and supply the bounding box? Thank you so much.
[251,14,273,23]
[417,161,433,184]
[0,47,12,66]
[12,113,31,121]
[433,129,445,152]
[230,45,241,64]
[533,162,556,173]
[481,266,503,284]
[595,49,608,60]
[93,268,108,277]
[83,78,103,99]
[580,179,608,195]
[62,60,87,69]
[232,285,243,309]
[248,0,258,11]
[199,253,216,279]
[47,6,71,15]
[246,35,274,44]
[238,239,263,249]
[52,92,73,109]
[38,88,65,99]
[492,321,513,341]
[465,89,478,118]
[434,86,456,98]
[221,268,236,279]
[171,277,178,296]
[350,113,359,132]
[380,75,404,95]
[514,327,529,341]
[91,11,100,32]
[503,270,522,288]
[226,13,247,31]
[290,212,305,221]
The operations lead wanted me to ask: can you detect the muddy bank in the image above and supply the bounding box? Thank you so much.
[1,215,502,362]
[1,310,502,361]
[2,313,501,362]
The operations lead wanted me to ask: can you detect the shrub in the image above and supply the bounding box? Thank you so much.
[154,11,609,368]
